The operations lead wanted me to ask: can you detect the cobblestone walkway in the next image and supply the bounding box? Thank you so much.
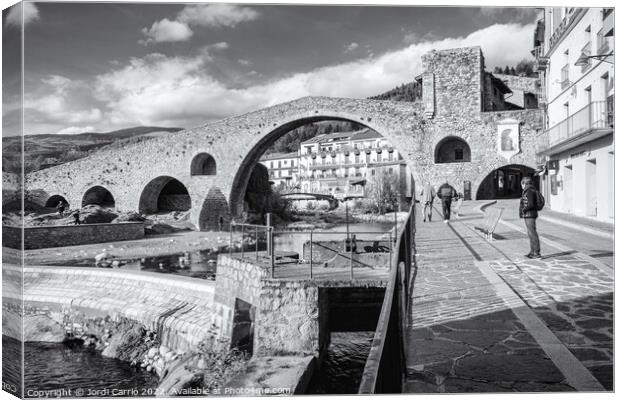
[404,202,613,393]
[488,256,614,390]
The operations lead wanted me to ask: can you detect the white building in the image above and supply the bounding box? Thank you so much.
[297,129,413,201]
[534,7,614,222]
[259,152,300,189]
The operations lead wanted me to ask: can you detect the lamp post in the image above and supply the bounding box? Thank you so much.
[574,52,614,66]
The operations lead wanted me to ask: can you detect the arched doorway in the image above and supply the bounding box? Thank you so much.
[434,136,471,163]
[476,164,538,200]
[82,186,115,208]
[191,153,217,175]
[45,194,69,208]
[139,176,191,213]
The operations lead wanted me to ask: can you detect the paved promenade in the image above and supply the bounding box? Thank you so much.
[405,200,613,393]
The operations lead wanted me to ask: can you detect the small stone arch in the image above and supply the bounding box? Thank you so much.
[475,164,538,200]
[45,195,69,208]
[199,187,231,231]
[139,176,191,213]
[434,136,471,163]
[191,153,217,176]
[82,186,115,208]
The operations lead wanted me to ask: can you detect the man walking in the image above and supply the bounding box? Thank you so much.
[519,176,542,259]
[420,182,435,222]
[437,179,457,223]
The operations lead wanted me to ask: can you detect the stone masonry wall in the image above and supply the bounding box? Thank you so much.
[213,255,269,339]
[4,265,217,352]
[2,222,145,250]
[254,281,324,357]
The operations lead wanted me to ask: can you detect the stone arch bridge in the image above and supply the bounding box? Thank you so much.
[25,96,541,230]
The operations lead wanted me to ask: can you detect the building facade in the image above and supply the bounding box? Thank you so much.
[297,129,412,200]
[259,152,300,188]
[533,7,614,221]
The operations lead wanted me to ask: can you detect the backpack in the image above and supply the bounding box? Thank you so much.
[535,190,545,211]
[440,186,453,198]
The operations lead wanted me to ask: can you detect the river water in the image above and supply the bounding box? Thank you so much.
[2,336,158,397]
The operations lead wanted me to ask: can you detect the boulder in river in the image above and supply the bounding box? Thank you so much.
[23,315,66,342]
[112,211,146,223]
[101,323,147,361]
[79,205,119,224]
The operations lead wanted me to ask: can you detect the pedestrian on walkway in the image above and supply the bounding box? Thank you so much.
[72,210,81,225]
[56,201,66,217]
[519,176,542,259]
[420,182,435,222]
[437,179,457,223]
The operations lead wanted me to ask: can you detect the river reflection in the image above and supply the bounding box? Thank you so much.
[15,338,159,397]
[308,331,375,394]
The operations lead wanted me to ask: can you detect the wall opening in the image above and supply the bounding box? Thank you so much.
[230,298,255,354]
[476,164,537,200]
[45,195,69,209]
[564,165,573,213]
[139,176,191,214]
[191,153,217,175]
[82,186,116,208]
[434,136,471,163]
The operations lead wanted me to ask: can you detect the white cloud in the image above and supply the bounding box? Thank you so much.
[25,75,103,126]
[34,23,536,133]
[6,3,40,28]
[140,4,259,44]
[139,18,194,45]
[178,4,260,28]
[345,42,359,53]
[238,59,252,66]
[55,126,95,135]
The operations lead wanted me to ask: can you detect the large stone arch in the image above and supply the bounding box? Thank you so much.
[227,110,422,217]
[82,186,116,208]
[474,163,538,200]
[139,176,191,213]
[198,187,231,231]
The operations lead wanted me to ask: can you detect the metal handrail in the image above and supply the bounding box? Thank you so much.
[545,101,611,147]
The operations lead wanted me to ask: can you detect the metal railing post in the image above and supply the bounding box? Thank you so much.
[255,226,259,261]
[389,232,393,269]
[229,221,233,256]
[309,230,313,279]
[270,227,275,278]
[350,234,354,280]
[241,224,245,259]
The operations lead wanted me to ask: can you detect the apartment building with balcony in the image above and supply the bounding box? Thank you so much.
[533,7,614,221]
[259,152,300,189]
[297,129,412,201]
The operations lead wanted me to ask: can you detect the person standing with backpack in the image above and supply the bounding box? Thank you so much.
[519,176,544,259]
[420,182,435,222]
[436,179,457,223]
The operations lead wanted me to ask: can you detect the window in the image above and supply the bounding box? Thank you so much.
[355,154,360,163]
[371,169,376,176]
[278,161,282,168]
[388,168,393,175]
[270,161,274,169]
[388,152,393,161]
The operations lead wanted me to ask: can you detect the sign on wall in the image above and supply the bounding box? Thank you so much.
[496,118,520,160]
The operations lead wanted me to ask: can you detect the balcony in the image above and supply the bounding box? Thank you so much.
[597,28,611,55]
[532,45,549,71]
[560,64,570,90]
[539,101,614,155]
[580,42,592,73]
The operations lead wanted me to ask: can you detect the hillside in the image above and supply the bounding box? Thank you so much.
[2,126,183,174]
[368,81,422,102]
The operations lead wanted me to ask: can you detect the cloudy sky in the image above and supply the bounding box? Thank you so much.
[2,1,541,136]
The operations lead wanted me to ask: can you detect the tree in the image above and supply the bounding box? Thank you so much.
[366,169,399,214]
